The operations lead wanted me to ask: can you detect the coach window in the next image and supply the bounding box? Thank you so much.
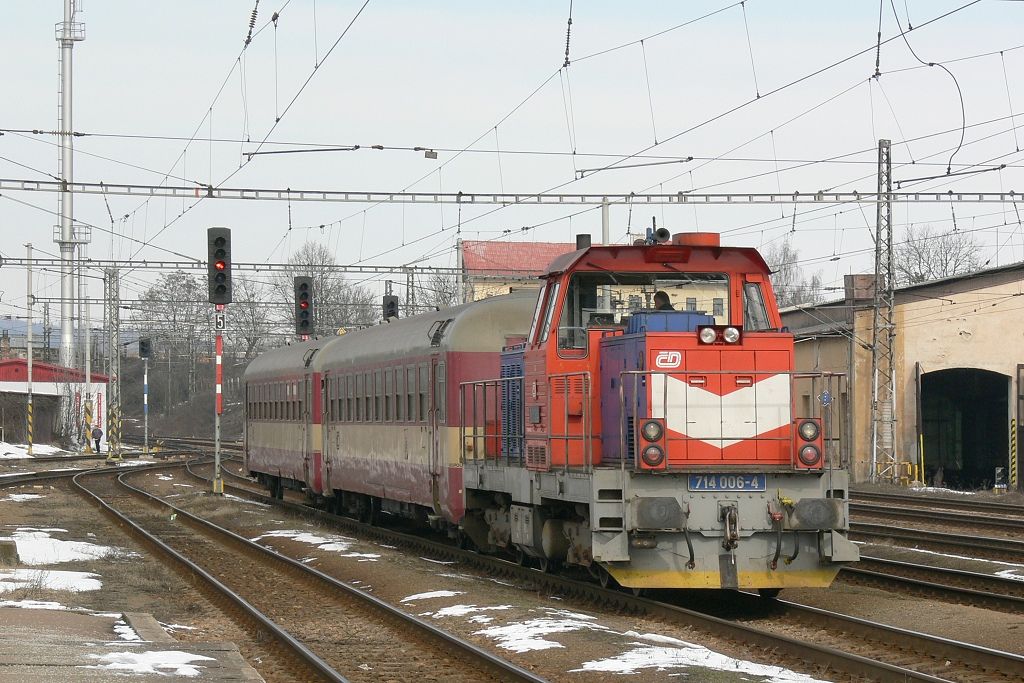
[407,367,416,422]
[395,368,404,422]
[419,365,429,422]
[364,372,372,422]
[373,370,382,422]
[354,374,362,421]
[435,362,446,424]
[385,370,393,421]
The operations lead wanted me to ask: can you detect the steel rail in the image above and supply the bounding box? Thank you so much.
[71,464,351,683]
[852,489,1024,516]
[851,501,1024,531]
[119,461,546,683]
[179,462,961,683]
[851,522,1024,560]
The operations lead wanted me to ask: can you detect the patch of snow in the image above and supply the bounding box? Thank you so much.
[419,557,455,565]
[252,529,376,559]
[159,622,197,634]
[432,604,513,618]
[0,568,102,592]
[908,486,977,495]
[156,474,174,481]
[80,650,214,677]
[114,619,142,641]
[378,544,397,549]
[0,493,44,502]
[475,611,612,653]
[469,615,495,624]
[401,590,465,602]
[0,529,121,565]
[571,640,828,681]
[0,599,68,610]
[172,483,194,488]
[0,442,66,458]
[224,494,271,508]
[114,460,157,467]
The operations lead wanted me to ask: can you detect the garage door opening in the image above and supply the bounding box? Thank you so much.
[920,368,1009,490]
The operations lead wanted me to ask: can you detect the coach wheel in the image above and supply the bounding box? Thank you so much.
[758,588,782,599]
[631,587,646,598]
[367,497,381,526]
[357,499,371,524]
[514,547,528,566]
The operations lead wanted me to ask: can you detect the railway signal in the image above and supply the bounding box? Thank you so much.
[207,227,232,304]
[294,276,314,336]
[383,294,399,320]
[138,338,152,359]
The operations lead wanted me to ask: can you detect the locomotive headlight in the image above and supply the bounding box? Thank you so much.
[722,327,741,344]
[698,327,718,344]
[641,444,666,467]
[798,420,820,441]
[798,444,822,466]
[641,420,663,442]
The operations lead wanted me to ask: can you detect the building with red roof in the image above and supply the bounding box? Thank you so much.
[458,239,579,301]
[0,359,108,445]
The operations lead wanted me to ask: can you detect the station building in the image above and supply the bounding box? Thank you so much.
[0,359,108,444]
[781,263,1024,489]
[458,239,577,301]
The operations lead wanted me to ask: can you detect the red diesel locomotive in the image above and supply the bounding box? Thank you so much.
[244,232,858,593]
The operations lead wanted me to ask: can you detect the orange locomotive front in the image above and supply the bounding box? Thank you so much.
[461,232,858,593]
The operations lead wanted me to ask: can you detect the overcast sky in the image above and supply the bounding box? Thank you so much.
[2,0,1023,318]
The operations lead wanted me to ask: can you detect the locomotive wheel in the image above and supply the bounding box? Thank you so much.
[367,497,381,526]
[631,587,646,597]
[538,557,559,574]
[597,566,618,589]
[758,588,782,599]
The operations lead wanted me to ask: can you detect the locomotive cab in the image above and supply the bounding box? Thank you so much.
[462,232,858,591]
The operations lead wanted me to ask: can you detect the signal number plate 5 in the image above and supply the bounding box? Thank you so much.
[687,474,767,492]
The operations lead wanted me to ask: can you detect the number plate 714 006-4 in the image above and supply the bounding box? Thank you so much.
[687,473,767,492]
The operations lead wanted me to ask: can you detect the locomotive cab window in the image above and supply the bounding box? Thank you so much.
[743,282,772,331]
[556,271,730,356]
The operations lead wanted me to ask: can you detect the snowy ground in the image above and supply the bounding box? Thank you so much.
[0,442,68,459]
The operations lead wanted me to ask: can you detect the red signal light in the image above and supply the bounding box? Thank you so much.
[215,260,226,271]
[299,301,309,309]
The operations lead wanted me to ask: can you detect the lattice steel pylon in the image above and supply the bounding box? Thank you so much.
[104,268,122,460]
[870,139,898,482]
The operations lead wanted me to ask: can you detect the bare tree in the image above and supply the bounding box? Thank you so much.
[419,272,459,311]
[760,236,823,308]
[894,224,982,285]
[274,242,376,333]
[230,276,273,359]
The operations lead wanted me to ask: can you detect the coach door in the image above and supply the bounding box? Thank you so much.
[429,357,446,512]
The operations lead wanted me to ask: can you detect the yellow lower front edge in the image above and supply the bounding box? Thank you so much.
[606,566,843,590]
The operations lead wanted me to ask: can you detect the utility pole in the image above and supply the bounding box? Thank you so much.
[105,268,121,461]
[25,244,34,456]
[56,0,84,368]
[870,139,897,483]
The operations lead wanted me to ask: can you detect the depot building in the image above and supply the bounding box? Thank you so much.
[781,263,1024,490]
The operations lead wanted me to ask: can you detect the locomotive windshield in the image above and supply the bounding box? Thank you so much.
[556,271,730,351]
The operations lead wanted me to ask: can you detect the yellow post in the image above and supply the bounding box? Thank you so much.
[918,433,926,484]
[83,401,93,454]
[1011,419,1018,491]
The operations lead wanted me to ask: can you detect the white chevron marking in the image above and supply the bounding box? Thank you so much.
[649,373,791,448]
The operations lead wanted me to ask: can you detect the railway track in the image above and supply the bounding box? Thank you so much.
[852,500,1024,533]
[852,489,1024,517]
[73,463,543,683]
[851,522,1024,562]
[175,457,1023,683]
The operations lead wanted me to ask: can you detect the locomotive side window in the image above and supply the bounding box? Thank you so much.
[538,281,561,343]
[743,282,772,331]
[528,283,549,344]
